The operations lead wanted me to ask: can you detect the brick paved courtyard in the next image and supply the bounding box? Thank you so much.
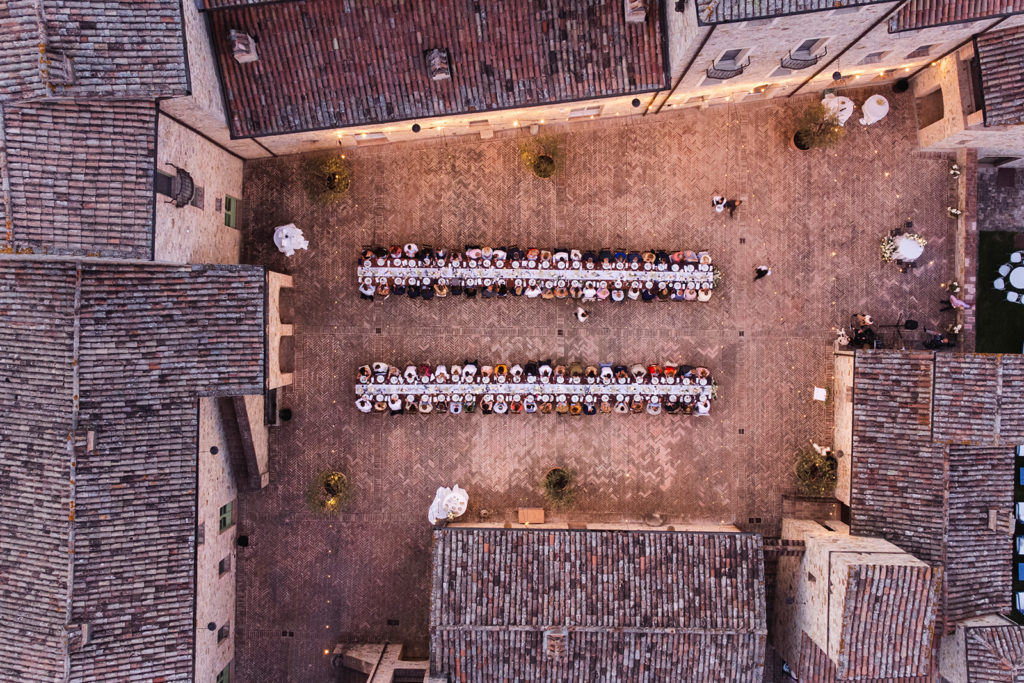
[235,90,959,681]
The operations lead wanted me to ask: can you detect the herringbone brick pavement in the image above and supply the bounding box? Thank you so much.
[235,89,957,681]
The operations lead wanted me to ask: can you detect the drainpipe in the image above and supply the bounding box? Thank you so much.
[787,0,910,98]
[646,24,716,115]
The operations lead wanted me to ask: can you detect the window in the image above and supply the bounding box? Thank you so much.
[216,662,231,683]
[794,38,824,56]
[218,555,231,576]
[223,195,238,228]
[218,622,231,643]
[859,51,890,65]
[569,105,602,118]
[218,501,235,533]
[907,44,935,59]
[717,49,744,67]
[197,522,205,546]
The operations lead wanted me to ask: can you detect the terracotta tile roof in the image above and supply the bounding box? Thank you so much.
[0,259,265,682]
[206,0,668,138]
[430,527,767,682]
[0,0,188,102]
[1,100,157,258]
[977,26,1024,127]
[963,623,1024,681]
[695,0,890,24]
[836,563,941,679]
[889,0,1024,32]
[795,632,931,683]
[851,351,1019,630]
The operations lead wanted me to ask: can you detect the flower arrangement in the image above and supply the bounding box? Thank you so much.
[942,280,962,294]
[949,163,961,178]
[712,266,723,288]
[946,322,963,335]
[947,207,963,218]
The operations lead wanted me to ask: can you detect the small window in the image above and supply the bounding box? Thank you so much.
[569,105,602,118]
[224,195,238,228]
[216,662,231,683]
[218,555,231,576]
[218,622,231,643]
[717,49,744,67]
[807,572,817,583]
[860,51,889,65]
[218,501,235,533]
[197,522,205,546]
[907,44,935,59]
[795,38,823,56]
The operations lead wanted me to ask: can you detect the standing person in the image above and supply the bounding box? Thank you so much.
[939,294,971,311]
[575,306,589,322]
[754,265,771,281]
[724,198,743,218]
[712,195,726,213]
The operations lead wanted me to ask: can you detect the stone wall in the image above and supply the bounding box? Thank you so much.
[154,114,242,265]
[196,398,238,683]
[832,351,854,506]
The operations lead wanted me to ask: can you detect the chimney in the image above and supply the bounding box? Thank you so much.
[65,623,91,652]
[230,29,259,64]
[543,628,567,660]
[624,0,648,22]
[988,508,1013,535]
[47,51,76,85]
[425,48,451,81]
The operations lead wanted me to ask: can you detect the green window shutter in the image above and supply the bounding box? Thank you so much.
[224,195,238,228]
[219,502,234,532]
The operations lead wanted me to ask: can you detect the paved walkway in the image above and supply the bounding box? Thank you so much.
[235,89,958,681]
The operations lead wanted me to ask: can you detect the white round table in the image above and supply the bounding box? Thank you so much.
[859,95,890,125]
[1010,267,1024,290]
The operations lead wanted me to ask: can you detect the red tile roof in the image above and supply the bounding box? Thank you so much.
[795,632,932,683]
[0,259,265,682]
[977,25,1024,127]
[430,528,767,681]
[696,0,890,24]
[206,0,668,138]
[1,100,157,258]
[963,623,1024,681]
[0,0,188,102]
[890,0,1024,32]
[836,563,941,679]
[851,351,1019,632]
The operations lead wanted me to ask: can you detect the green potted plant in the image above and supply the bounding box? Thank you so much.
[791,103,845,150]
[308,470,351,513]
[542,466,577,508]
[795,447,837,497]
[301,153,351,204]
[520,135,563,179]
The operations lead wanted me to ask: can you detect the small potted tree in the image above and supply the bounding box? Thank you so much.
[795,447,837,497]
[791,103,845,151]
[301,153,352,204]
[542,466,577,508]
[308,470,351,514]
[520,136,563,179]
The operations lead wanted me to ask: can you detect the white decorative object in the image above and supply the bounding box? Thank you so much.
[1011,267,1024,290]
[859,95,890,126]
[822,93,854,126]
[813,386,827,401]
[892,234,925,262]
[273,223,309,257]
[428,485,469,525]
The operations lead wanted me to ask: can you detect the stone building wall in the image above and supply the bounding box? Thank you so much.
[154,114,242,265]
[196,398,238,683]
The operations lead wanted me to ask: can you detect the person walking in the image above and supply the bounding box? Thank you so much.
[724,198,743,218]
[754,265,771,281]
[939,294,971,311]
[575,306,589,323]
[712,195,726,213]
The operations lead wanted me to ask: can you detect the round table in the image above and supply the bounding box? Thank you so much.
[1010,266,1024,290]
[859,95,890,125]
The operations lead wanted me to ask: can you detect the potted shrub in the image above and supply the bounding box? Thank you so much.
[791,103,845,150]
[542,466,577,508]
[301,153,351,204]
[520,136,563,179]
[795,447,837,497]
[308,470,351,513]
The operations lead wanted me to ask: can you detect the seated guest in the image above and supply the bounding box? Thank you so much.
[407,278,421,299]
[387,245,402,259]
[582,282,598,301]
[583,251,597,267]
[509,247,525,261]
[569,284,583,299]
[523,395,538,413]
[493,396,509,414]
[541,284,556,300]
[627,282,642,301]
[597,283,611,300]
[696,398,711,415]
[386,365,401,382]
[376,282,391,299]
[670,250,687,264]
[392,278,406,296]
[657,286,671,302]
[682,395,695,415]
[613,365,629,383]
[554,281,569,299]
[450,364,463,383]
[403,365,418,383]
[509,364,524,382]
[450,279,463,296]
[631,397,645,414]
[480,366,494,383]
[463,395,477,413]
[599,395,613,413]
[449,399,463,414]
[524,361,539,381]
[434,395,448,413]
[555,397,570,414]
[359,279,376,300]
[582,396,596,415]
[496,283,508,297]
[539,398,554,414]
[526,248,541,263]
[464,279,478,298]
[420,278,435,301]
[646,396,662,415]
[358,365,373,383]
[373,246,388,259]
[372,361,389,376]
[372,395,387,412]
[553,249,570,264]
[465,246,483,259]
[434,365,449,383]
[613,397,629,414]
[665,396,681,414]
[568,362,584,383]
[418,396,434,414]
[404,243,419,258]
[631,364,647,381]
[683,288,698,301]
[509,395,524,414]
[481,246,494,261]
[538,362,553,381]
[611,288,626,303]
[599,363,614,383]
[512,279,525,296]
[494,364,509,383]
[525,280,543,298]
[356,396,373,413]
[480,396,494,414]
[405,395,418,414]
[656,251,671,265]
[641,283,656,302]
[697,287,712,302]
[462,361,478,381]
[671,286,687,301]
[419,246,435,261]
[418,364,433,380]
[481,282,497,298]
[569,397,583,415]
[553,365,568,384]
[492,248,507,261]
[642,251,656,264]
[361,248,376,263]
[584,365,598,383]
[435,279,449,298]
[626,251,642,265]
[387,394,403,415]
[682,250,699,264]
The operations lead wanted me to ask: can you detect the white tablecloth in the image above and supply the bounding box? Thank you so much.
[356,378,714,399]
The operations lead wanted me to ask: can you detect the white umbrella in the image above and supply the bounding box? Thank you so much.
[428,485,469,525]
[273,223,309,257]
